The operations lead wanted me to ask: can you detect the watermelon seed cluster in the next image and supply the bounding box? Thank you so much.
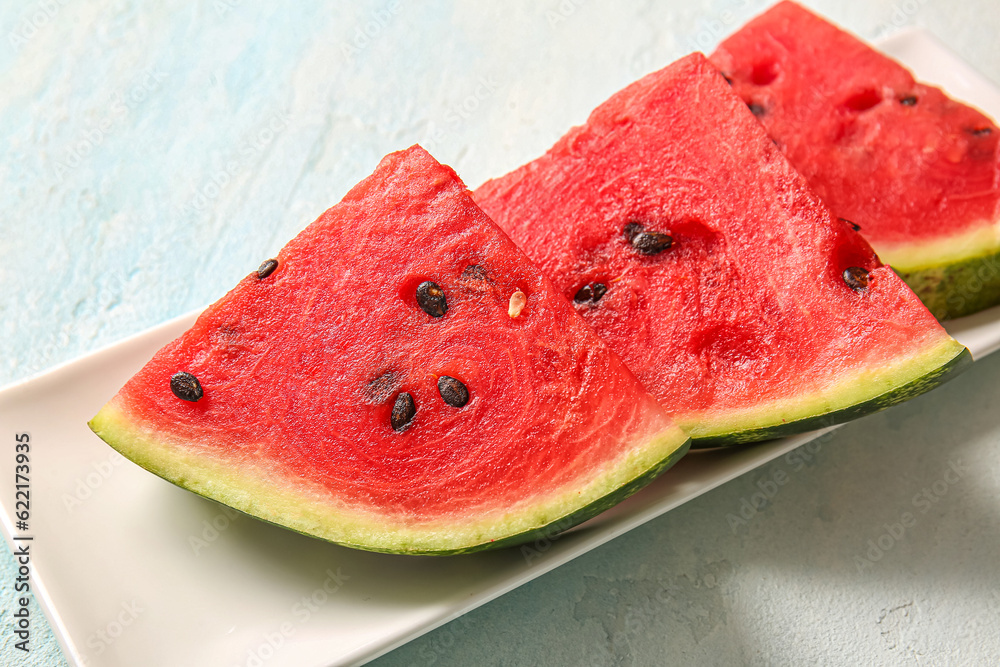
[391,279,476,430]
[416,281,448,317]
[843,266,870,291]
[389,377,471,432]
[170,372,203,402]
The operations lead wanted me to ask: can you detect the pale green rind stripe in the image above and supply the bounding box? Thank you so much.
[681,337,971,448]
[895,250,1000,321]
[878,219,1000,320]
[88,407,690,555]
[877,217,1000,273]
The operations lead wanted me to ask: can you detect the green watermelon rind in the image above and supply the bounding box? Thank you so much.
[436,435,691,555]
[88,406,690,556]
[892,249,1000,321]
[685,338,971,448]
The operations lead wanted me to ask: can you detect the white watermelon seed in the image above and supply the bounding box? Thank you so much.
[508,290,527,318]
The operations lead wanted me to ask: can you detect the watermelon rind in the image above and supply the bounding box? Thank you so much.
[889,245,1000,321]
[687,337,971,448]
[88,405,690,555]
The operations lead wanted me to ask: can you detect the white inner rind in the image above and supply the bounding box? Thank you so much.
[678,336,966,439]
[876,217,1000,271]
[88,406,689,554]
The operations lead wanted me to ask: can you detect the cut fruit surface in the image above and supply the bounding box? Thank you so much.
[474,53,971,446]
[711,1,1000,320]
[89,146,690,555]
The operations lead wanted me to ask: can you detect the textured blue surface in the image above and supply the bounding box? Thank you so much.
[3,1,1000,665]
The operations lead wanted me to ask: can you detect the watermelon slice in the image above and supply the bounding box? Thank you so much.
[474,53,970,446]
[88,146,690,555]
[711,1,1000,320]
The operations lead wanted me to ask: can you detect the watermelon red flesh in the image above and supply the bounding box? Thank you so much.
[474,53,969,445]
[710,1,1000,319]
[89,145,689,554]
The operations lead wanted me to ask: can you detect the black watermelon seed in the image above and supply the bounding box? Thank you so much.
[624,221,672,255]
[438,376,469,408]
[723,74,734,86]
[257,259,278,279]
[574,282,607,304]
[632,231,673,255]
[970,127,994,137]
[748,102,766,117]
[416,281,448,317]
[839,217,862,231]
[843,266,870,291]
[170,372,203,402]
[391,392,416,431]
[462,264,488,281]
[900,95,918,106]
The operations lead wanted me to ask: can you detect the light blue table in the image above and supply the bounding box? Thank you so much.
[3,1,999,665]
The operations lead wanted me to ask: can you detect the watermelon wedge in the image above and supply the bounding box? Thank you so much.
[474,53,971,446]
[88,146,690,555]
[711,1,1000,320]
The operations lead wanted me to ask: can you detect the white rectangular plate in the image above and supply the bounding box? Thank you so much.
[3,28,1000,667]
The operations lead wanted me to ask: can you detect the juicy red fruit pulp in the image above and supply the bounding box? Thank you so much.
[109,146,677,524]
[475,53,963,441]
[710,0,1000,249]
